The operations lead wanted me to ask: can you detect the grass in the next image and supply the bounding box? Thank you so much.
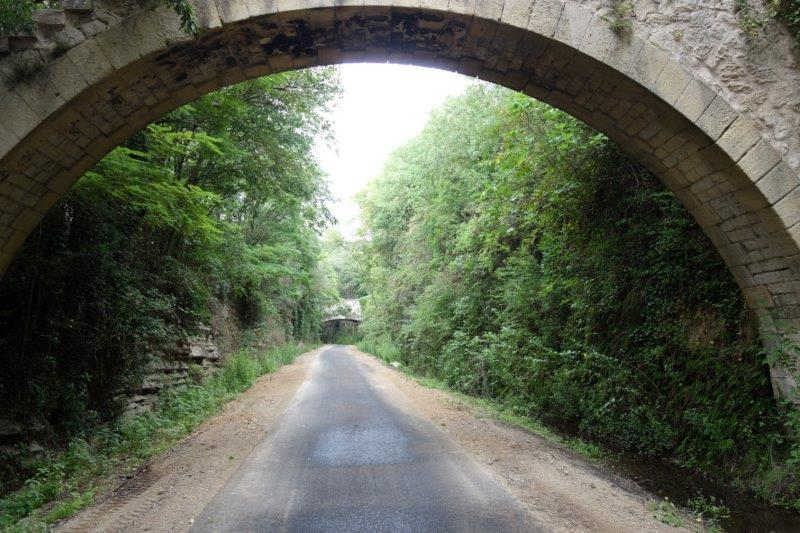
[356,337,610,463]
[0,341,315,531]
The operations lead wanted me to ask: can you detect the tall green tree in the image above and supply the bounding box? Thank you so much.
[0,67,341,483]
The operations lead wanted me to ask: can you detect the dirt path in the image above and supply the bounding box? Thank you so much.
[56,345,686,532]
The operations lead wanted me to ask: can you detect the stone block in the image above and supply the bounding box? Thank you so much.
[10,208,41,233]
[755,162,798,204]
[0,126,18,161]
[739,141,782,183]
[447,0,476,17]
[628,41,668,93]
[696,95,737,141]
[79,19,107,38]
[54,26,87,51]
[420,0,444,9]
[191,0,224,30]
[527,0,562,38]
[0,91,41,141]
[603,34,645,74]
[33,191,59,214]
[62,0,94,13]
[673,78,715,123]
[216,0,251,23]
[753,268,794,286]
[580,15,619,63]
[39,53,90,106]
[92,20,144,70]
[554,2,592,48]
[654,59,691,106]
[774,187,800,228]
[748,257,791,275]
[390,0,420,8]
[717,116,760,162]
[474,0,503,20]
[33,9,66,28]
[500,0,533,29]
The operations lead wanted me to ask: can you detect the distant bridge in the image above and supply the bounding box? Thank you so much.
[322,299,362,342]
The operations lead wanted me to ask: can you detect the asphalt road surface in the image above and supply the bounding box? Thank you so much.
[191,345,538,532]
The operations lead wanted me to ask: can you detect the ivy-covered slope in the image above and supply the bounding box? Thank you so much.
[357,86,800,508]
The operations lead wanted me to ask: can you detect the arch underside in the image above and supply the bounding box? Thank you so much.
[0,3,798,396]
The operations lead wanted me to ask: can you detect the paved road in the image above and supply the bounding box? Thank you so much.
[191,345,538,532]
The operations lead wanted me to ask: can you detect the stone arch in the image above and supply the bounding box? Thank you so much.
[0,0,799,397]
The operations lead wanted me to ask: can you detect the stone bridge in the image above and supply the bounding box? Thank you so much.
[1,0,800,397]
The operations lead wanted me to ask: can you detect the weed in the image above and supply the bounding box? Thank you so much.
[688,494,730,529]
[5,55,42,86]
[647,498,684,527]
[604,0,633,38]
[734,0,767,43]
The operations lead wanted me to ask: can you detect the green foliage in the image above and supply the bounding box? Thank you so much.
[735,0,767,41]
[604,0,633,37]
[0,67,340,494]
[687,495,731,529]
[764,0,800,44]
[0,342,312,530]
[165,0,197,35]
[647,498,685,528]
[0,0,38,35]
[357,85,799,507]
[320,229,368,300]
[733,0,800,46]
[330,329,363,346]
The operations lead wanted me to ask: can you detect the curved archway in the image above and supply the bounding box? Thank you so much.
[0,1,798,396]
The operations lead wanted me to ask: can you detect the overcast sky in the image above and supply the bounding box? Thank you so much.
[315,63,474,238]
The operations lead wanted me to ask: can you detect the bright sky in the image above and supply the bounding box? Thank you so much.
[316,63,474,238]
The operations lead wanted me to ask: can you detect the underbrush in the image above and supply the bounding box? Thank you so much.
[357,338,790,531]
[329,330,365,346]
[0,342,313,531]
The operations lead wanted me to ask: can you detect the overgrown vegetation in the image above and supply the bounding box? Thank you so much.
[604,0,633,38]
[0,0,46,35]
[0,68,340,494]
[0,342,313,530]
[733,0,800,45]
[771,0,800,42]
[354,86,800,509]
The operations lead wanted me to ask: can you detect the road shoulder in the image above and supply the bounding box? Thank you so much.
[348,346,688,533]
[54,347,322,533]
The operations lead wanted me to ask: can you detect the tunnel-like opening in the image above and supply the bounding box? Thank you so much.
[0,3,798,395]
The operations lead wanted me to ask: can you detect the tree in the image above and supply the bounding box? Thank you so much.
[357,85,796,504]
[0,67,342,481]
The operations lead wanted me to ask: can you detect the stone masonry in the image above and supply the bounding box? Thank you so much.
[0,0,799,398]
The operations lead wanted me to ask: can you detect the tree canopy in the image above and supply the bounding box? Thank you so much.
[0,67,341,480]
